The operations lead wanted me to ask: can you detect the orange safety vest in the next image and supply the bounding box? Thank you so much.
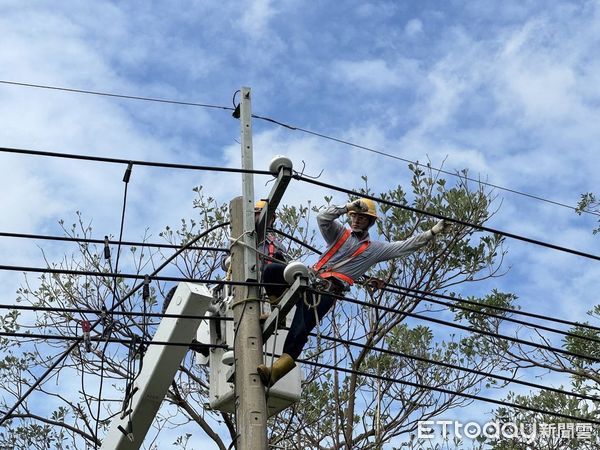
[313,229,370,286]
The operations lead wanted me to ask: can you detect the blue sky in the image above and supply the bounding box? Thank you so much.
[1,0,600,448]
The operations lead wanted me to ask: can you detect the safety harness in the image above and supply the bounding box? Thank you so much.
[313,228,370,287]
[263,234,277,265]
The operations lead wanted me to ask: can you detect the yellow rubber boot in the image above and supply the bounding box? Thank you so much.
[257,353,296,387]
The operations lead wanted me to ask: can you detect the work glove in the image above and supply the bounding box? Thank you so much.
[346,199,368,213]
[430,219,447,236]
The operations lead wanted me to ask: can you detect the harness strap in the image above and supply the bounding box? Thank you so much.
[313,229,351,271]
[319,271,355,286]
[265,235,276,265]
[314,229,371,286]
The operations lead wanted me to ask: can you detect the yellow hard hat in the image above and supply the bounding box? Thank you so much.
[348,198,378,220]
[254,199,268,212]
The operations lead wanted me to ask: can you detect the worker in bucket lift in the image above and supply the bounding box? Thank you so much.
[257,198,448,387]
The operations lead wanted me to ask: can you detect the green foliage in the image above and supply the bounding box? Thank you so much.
[576,192,600,234]
[487,390,599,449]
[1,162,510,449]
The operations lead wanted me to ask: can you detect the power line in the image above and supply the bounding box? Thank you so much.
[294,174,600,262]
[310,330,600,403]
[0,263,285,287]
[0,330,228,349]
[0,303,232,321]
[5,256,597,357]
[0,146,272,176]
[298,358,600,426]
[0,230,229,252]
[5,224,595,336]
[2,328,597,426]
[385,283,600,334]
[253,113,599,218]
[10,223,594,338]
[381,284,600,345]
[319,288,600,363]
[274,227,600,334]
[2,79,595,218]
[0,221,230,426]
[0,80,234,111]
[2,148,597,261]
[3,300,593,402]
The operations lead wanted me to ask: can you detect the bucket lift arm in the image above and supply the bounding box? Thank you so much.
[100,282,213,450]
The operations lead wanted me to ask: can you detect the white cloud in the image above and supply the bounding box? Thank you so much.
[237,0,279,39]
[405,18,423,37]
[332,58,420,91]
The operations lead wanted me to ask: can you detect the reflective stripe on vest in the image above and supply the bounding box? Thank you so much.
[313,229,370,284]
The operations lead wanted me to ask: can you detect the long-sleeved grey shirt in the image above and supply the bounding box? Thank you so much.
[315,204,434,282]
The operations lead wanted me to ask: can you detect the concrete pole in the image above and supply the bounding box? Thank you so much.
[230,86,268,450]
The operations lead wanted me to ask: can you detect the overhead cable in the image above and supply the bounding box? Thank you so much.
[294,174,600,262]
[3,257,597,352]
[299,358,600,426]
[311,330,600,403]
[0,221,230,426]
[2,330,597,426]
[277,121,600,217]
[0,303,232,321]
[271,228,600,334]
[318,288,600,363]
[1,78,593,217]
[385,283,600,334]
[0,146,272,176]
[381,284,600,345]
[0,230,227,252]
[0,80,234,111]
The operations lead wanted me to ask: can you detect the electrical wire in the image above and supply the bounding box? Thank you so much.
[2,78,595,218]
[380,284,600,345]
[252,113,600,218]
[314,288,600,363]
[93,163,130,448]
[5,254,597,352]
[3,293,596,403]
[0,220,230,426]
[10,220,595,335]
[307,329,600,403]
[294,173,600,262]
[3,258,598,347]
[1,328,596,426]
[0,230,229,252]
[0,303,232,321]
[297,358,600,426]
[0,264,292,288]
[0,80,234,111]
[274,226,600,334]
[383,282,600,334]
[0,330,228,348]
[0,146,272,176]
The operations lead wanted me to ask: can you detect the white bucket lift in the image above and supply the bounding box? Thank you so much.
[101,282,213,450]
[199,283,302,417]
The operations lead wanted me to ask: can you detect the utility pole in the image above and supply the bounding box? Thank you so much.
[230,87,268,449]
